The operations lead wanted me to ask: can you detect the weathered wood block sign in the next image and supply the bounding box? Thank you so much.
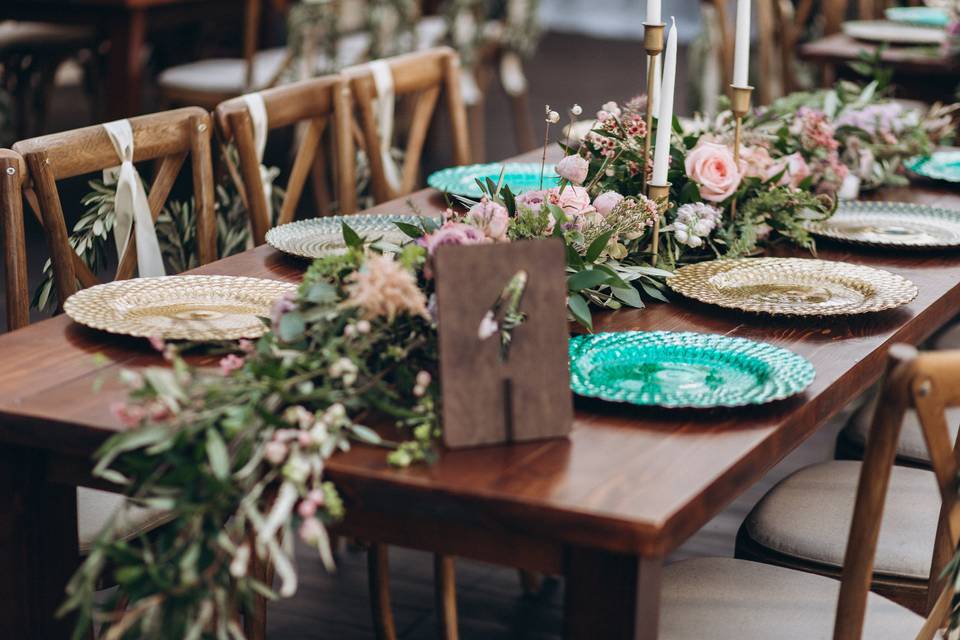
[434,238,573,448]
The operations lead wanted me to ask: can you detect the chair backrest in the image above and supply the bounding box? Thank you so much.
[344,46,470,203]
[12,107,216,312]
[833,344,960,640]
[0,149,28,331]
[215,75,355,245]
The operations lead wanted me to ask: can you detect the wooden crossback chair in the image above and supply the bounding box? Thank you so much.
[214,75,356,246]
[1,149,28,332]
[344,46,471,204]
[12,107,217,311]
[658,344,960,639]
[836,344,960,638]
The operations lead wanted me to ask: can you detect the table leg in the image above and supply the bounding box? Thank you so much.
[564,547,662,640]
[0,445,80,639]
[105,8,147,119]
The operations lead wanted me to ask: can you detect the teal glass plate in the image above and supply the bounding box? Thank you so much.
[569,331,815,408]
[884,7,949,28]
[905,151,960,183]
[427,162,559,198]
[265,214,420,259]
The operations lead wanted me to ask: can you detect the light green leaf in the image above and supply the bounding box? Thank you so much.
[206,429,230,480]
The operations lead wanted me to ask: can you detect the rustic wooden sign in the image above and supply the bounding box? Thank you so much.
[434,238,573,448]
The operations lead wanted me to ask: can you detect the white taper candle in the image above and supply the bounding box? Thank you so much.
[646,0,661,26]
[733,0,751,87]
[651,17,676,187]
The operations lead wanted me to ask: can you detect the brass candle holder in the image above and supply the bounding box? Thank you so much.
[646,182,670,266]
[729,84,753,219]
[642,22,665,191]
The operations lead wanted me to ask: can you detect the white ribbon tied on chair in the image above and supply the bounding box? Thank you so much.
[102,120,165,278]
[241,92,275,217]
[369,60,404,193]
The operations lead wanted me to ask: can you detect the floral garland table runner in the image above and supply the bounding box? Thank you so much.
[2,145,960,637]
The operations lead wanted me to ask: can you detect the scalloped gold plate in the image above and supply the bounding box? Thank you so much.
[667,258,918,316]
[64,275,296,341]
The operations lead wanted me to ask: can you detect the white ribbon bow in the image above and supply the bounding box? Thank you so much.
[368,60,404,193]
[241,92,276,217]
[102,120,165,278]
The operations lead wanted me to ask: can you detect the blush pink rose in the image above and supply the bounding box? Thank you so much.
[465,198,510,241]
[592,191,624,217]
[548,185,595,217]
[418,221,489,256]
[684,141,742,202]
[770,152,811,188]
[738,145,775,180]
[555,155,589,185]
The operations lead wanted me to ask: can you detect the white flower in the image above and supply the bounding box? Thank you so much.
[546,110,560,124]
[264,441,288,465]
[282,453,311,484]
[571,104,583,116]
[601,101,622,118]
[478,311,499,340]
[416,371,432,387]
[671,202,721,248]
[356,320,371,334]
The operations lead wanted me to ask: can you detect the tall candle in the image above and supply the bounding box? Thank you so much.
[646,0,661,26]
[733,0,751,87]
[651,17,676,187]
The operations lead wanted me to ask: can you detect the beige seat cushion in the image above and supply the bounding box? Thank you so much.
[661,558,924,639]
[842,390,960,465]
[77,488,172,554]
[0,21,93,51]
[743,460,939,580]
[157,17,448,95]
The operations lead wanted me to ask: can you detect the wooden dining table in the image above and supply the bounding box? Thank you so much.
[800,33,960,103]
[1,148,960,638]
[3,0,242,119]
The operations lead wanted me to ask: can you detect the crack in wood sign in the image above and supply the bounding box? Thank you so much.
[434,238,573,448]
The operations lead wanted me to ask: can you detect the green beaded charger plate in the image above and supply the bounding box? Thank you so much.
[427,162,559,198]
[569,331,815,408]
[884,7,949,28]
[667,257,918,317]
[905,150,960,183]
[266,215,420,259]
[805,201,960,248]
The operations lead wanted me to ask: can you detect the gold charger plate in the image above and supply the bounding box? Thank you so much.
[63,275,296,340]
[805,201,960,248]
[667,258,918,316]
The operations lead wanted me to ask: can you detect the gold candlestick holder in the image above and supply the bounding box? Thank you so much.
[729,84,753,219]
[642,22,665,191]
[646,182,670,266]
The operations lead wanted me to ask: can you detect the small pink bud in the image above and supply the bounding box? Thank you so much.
[307,489,326,506]
[264,441,288,465]
[297,499,317,518]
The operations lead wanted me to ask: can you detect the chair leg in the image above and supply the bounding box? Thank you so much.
[368,543,397,640]
[518,569,543,596]
[245,552,270,640]
[434,554,459,640]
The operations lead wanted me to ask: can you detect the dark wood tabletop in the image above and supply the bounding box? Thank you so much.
[2,149,960,638]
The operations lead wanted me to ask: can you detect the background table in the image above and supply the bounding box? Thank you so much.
[0,150,959,638]
[801,33,960,103]
[3,0,242,118]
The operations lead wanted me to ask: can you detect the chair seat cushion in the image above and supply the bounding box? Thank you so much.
[0,21,93,51]
[842,390,960,465]
[743,460,939,580]
[158,17,449,95]
[77,488,172,554]
[661,557,924,640]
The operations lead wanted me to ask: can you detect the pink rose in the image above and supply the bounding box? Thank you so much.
[684,141,742,202]
[592,191,624,217]
[418,221,489,256]
[770,152,811,188]
[219,354,245,375]
[738,145,774,180]
[515,189,547,213]
[548,185,595,217]
[555,155,589,185]
[465,198,510,241]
